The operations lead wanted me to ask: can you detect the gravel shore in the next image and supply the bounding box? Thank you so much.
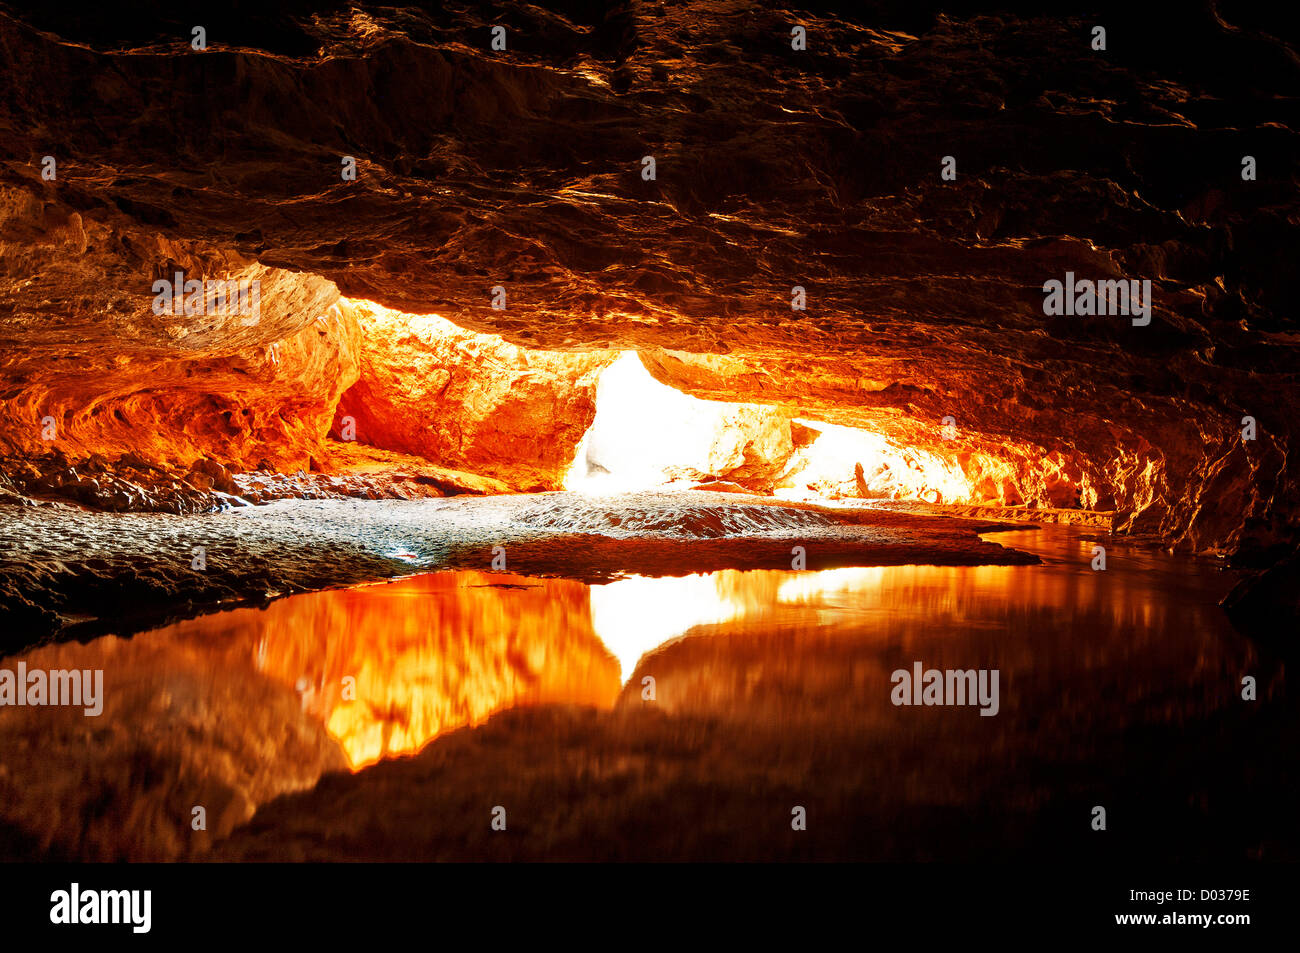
[0,491,1036,651]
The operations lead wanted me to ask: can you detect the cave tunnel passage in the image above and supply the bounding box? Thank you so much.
[562,350,975,505]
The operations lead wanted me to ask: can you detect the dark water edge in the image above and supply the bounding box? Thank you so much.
[1,523,1295,861]
[0,491,1036,651]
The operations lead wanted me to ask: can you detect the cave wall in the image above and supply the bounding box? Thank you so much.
[638,347,1294,555]
[0,183,360,471]
[1,2,1297,556]
[332,302,611,491]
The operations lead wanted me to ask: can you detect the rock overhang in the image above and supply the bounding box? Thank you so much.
[0,1,1296,557]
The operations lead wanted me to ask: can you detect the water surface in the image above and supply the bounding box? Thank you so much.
[3,524,1292,861]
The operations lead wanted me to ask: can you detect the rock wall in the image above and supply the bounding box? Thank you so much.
[0,2,1297,556]
[332,302,611,491]
[0,183,360,472]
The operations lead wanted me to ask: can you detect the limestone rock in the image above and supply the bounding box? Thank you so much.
[0,2,1296,556]
[331,303,611,491]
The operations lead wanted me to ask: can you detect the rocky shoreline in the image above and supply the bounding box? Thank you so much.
[0,491,1040,653]
[0,444,512,516]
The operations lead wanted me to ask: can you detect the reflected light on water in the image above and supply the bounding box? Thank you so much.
[0,522,1279,864]
[7,526,1247,779]
[589,574,751,679]
[253,572,620,769]
[108,571,623,770]
[590,566,895,679]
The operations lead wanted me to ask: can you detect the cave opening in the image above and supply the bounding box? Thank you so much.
[562,348,978,506]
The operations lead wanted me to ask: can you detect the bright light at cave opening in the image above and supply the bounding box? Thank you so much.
[563,351,972,504]
[563,351,746,492]
[775,419,974,506]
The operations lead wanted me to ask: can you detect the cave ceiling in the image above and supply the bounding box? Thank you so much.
[1,1,1298,554]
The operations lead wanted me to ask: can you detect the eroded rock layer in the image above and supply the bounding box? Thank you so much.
[1,2,1298,557]
[0,177,358,471]
[332,302,611,491]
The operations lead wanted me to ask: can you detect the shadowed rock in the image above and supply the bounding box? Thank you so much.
[0,2,1296,558]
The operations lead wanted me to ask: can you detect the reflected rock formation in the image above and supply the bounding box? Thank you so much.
[0,571,619,859]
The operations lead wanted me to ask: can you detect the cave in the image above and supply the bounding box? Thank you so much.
[1,0,1298,879]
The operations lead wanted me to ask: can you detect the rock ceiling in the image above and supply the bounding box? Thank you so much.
[1,1,1298,557]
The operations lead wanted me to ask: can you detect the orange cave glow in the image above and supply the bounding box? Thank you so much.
[563,349,974,504]
[246,572,621,770]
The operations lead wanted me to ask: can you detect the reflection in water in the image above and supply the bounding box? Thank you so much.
[243,572,621,768]
[589,574,751,678]
[608,528,1257,724]
[23,571,622,773]
[590,527,1248,692]
[138,529,1260,765]
[0,525,1275,861]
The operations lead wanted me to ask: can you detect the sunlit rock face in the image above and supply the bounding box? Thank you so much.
[0,178,359,471]
[333,301,611,491]
[1,2,1297,555]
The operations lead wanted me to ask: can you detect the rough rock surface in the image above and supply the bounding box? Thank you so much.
[0,2,1298,560]
[0,443,510,514]
[332,302,611,491]
[0,491,1035,648]
[0,187,358,472]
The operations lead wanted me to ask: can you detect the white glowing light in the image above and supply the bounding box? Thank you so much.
[588,566,904,683]
[564,352,973,505]
[587,574,750,680]
[773,565,889,603]
[564,352,755,492]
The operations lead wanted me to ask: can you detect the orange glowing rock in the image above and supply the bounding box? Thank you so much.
[246,571,622,769]
[332,301,613,492]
